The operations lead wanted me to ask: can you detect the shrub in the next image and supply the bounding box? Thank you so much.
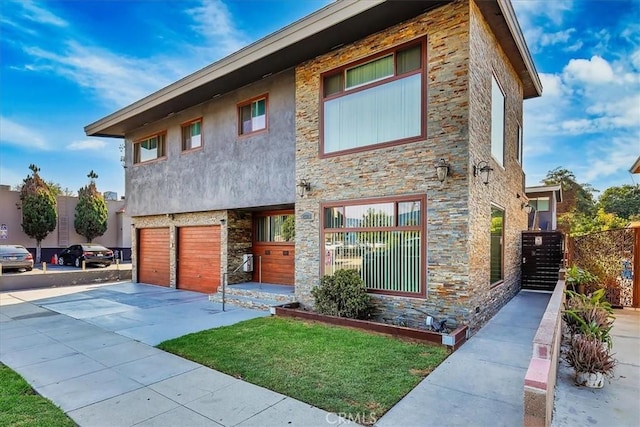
[312,269,375,320]
[565,266,598,293]
[563,289,615,349]
[566,335,616,375]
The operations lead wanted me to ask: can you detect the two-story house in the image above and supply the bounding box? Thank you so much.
[86,0,542,330]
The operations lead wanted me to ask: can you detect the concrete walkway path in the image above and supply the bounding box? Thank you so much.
[0,282,344,426]
[376,290,551,427]
[552,308,640,426]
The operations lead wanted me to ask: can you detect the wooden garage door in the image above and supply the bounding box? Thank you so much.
[138,228,170,286]
[177,226,221,293]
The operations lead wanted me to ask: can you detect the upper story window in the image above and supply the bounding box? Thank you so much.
[182,118,202,151]
[321,39,425,156]
[516,124,523,165]
[134,132,166,164]
[239,95,267,135]
[529,197,550,212]
[491,74,505,167]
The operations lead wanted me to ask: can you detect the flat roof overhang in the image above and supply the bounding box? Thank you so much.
[86,0,541,138]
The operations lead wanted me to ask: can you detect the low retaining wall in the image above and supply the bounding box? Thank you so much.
[274,303,468,351]
[524,269,566,427]
[0,266,132,292]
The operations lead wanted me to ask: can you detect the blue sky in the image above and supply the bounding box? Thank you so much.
[1,0,638,199]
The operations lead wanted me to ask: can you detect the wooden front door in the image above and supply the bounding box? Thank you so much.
[253,211,295,285]
[177,226,221,293]
[138,227,170,286]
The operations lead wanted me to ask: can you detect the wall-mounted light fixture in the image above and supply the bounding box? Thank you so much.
[435,158,450,183]
[166,213,174,220]
[473,161,493,185]
[297,179,311,198]
[220,218,226,226]
[521,202,534,214]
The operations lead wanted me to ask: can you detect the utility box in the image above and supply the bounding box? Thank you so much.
[242,254,254,272]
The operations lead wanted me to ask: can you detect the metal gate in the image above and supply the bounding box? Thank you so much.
[521,231,564,291]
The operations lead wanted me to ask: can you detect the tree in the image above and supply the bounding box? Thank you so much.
[543,167,597,217]
[74,170,108,242]
[560,208,628,237]
[598,184,640,220]
[18,164,57,263]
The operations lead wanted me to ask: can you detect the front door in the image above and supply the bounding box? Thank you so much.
[253,211,295,285]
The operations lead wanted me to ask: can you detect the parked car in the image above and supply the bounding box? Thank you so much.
[58,244,114,268]
[0,245,34,272]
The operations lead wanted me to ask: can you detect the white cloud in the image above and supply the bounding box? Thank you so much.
[580,136,640,183]
[67,139,107,151]
[23,42,178,107]
[0,117,49,150]
[184,0,249,60]
[512,0,573,26]
[563,56,614,84]
[19,0,68,27]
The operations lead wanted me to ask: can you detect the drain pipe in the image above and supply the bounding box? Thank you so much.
[222,272,227,312]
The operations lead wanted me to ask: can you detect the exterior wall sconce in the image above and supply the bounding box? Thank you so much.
[473,161,493,185]
[297,179,311,197]
[521,203,534,214]
[435,158,450,183]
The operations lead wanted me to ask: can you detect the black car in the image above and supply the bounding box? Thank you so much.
[58,244,114,268]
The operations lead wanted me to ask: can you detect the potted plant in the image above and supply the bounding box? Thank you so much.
[566,334,616,388]
[565,266,598,294]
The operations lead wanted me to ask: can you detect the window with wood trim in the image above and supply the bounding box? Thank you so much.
[182,118,202,151]
[491,75,505,167]
[322,196,425,296]
[255,213,295,242]
[321,39,425,155]
[490,205,504,285]
[134,133,166,164]
[239,95,267,135]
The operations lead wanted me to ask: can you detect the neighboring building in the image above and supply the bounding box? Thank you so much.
[85,0,541,330]
[631,156,640,174]
[525,185,563,231]
[0,186,132,261]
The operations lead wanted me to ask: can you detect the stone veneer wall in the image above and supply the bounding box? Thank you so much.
[226,211,253,284]
[132,211,227,287]
[466,1,529,330]
[295,0,475,329]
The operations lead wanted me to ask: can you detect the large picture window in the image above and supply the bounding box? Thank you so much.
[322,196,425,296]
[491,75,505,167]
[182,118,202,151]
[321,39,425,156]
[134,133,166,164]
[239,95,267,135]
[490,206,504,285]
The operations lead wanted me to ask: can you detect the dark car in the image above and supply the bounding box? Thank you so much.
[0,245,34,272]
[58,244,114,268]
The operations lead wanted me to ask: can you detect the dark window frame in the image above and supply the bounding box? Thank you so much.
[490,204,505,288]
[237,93,269,137]
[133,131,167,165]
[321,194,427,297]
[319,37,427,158]
[181,117,203,152]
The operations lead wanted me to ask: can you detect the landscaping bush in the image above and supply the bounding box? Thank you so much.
[563,289,614,349]
[312,269,375,320]
[566,334,616,377]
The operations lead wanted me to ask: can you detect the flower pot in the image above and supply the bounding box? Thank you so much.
[575,371,604,388]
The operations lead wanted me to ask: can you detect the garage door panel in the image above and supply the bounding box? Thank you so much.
[138,228,170,287]
[177,226,220,293]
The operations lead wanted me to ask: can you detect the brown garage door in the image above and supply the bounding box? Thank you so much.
[177,226,221,293]
[138,228,170,286]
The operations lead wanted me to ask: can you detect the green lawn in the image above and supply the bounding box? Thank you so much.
[158,316,449,422]
[0,364,75,427]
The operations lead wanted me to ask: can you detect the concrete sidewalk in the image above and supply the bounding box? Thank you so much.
[0,282,345,426]
[552,308,640,426]
[376,290,552,427]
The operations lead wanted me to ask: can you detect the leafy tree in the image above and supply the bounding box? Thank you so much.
[74,170,108,242]
[543,167,597,217]
[281,214,295,241]
[18,164,57,263]
[560,208,628,237]
[598,184,640,220]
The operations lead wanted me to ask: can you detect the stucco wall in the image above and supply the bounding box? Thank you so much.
[467,1,528,328]
[124,70,296,217]
[294,0,474,328]
[0,187,130,250]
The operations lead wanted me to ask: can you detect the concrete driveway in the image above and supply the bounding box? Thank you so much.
[1,281,342,426]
